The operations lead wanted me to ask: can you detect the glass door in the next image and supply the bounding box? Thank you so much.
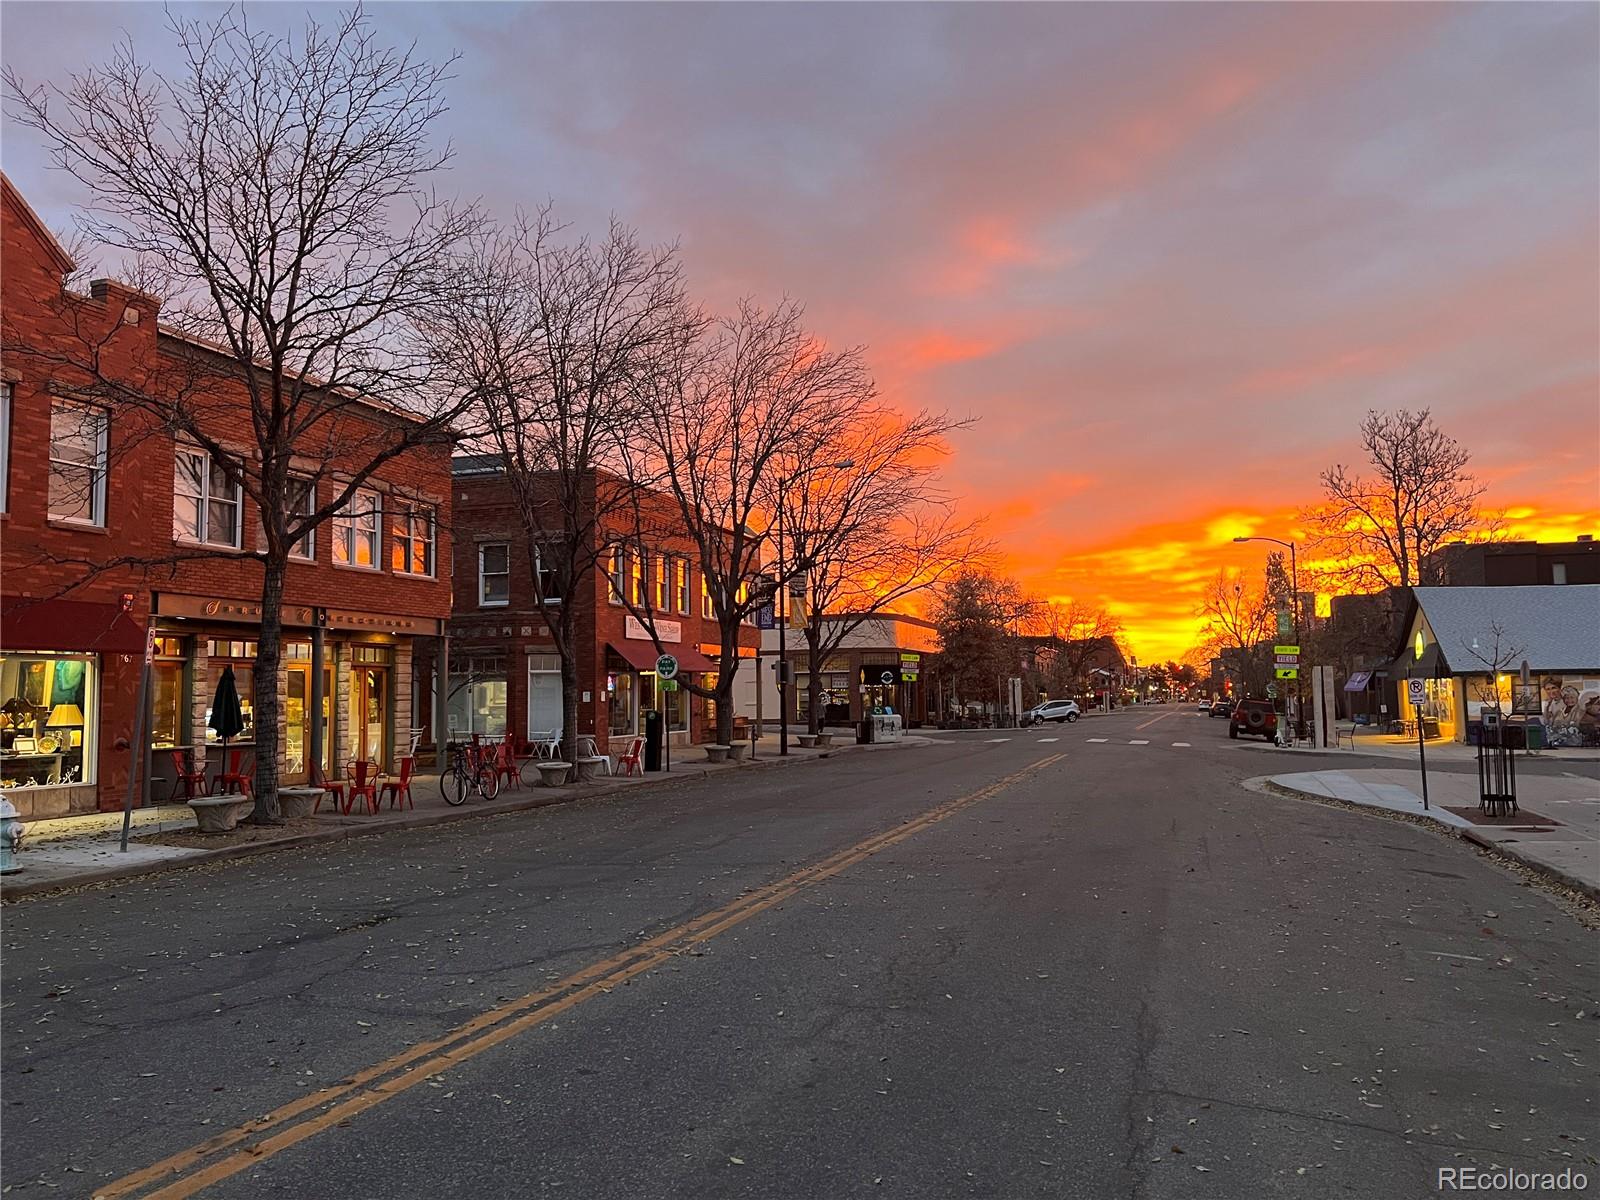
[285,666,309,783]
[528,665,563,739]
[353,666,388,767]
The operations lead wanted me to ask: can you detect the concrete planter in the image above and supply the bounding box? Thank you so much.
[814,733,835,749]
[575,757,608,782]
[277,787,324,819]
[702,744,730,764]
[187,793,253,834]
[726,743,748,762]
[534,761,572,787]
[795,734,818,748]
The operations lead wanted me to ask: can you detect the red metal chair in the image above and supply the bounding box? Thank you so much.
[168,749,207,801]
[617,736,645,777]
[311,763,345,813]
[379,756,416,810]
[344,760,380,816]
[211,749,254,797]
[491,739,520,791]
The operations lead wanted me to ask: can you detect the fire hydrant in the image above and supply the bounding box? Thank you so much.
[0,796,25,874]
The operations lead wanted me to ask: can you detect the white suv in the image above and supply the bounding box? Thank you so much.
[1022,699,1081,726]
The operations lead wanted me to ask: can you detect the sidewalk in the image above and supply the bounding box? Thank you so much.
[1234,730,1600,766]
[2,735,930,900]
[1264,767,1600,902]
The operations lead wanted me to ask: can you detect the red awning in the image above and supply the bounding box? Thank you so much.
[1,597,147,654]
[607,641,719,673]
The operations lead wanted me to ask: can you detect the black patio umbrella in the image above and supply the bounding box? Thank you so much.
[208,665,246,754]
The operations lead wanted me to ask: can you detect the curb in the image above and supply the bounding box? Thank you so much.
[1,737,906,901]
[1257,777,1600,907]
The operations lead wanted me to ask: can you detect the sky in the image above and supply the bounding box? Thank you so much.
[3,2,1596,661]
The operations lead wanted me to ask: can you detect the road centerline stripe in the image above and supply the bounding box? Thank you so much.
[1134,711,1176,732]
[99,754,1065,1200]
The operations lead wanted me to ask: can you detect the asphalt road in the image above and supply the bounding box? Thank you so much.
[3,706,1595,1199]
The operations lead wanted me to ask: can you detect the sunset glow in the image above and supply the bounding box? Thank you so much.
[4,3,1595,665]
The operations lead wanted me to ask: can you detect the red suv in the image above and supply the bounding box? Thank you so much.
[1228,699,1278,741]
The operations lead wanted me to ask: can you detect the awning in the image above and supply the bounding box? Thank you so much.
[1,597,147,654]
[1343,671,1372,692]
[607,641,718,673]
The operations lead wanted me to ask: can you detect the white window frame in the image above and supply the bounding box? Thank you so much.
[332,487,382,569]
[479,542,510,607]
[47,399,108,526]
[607,544,624,605]
[391,500,436,577]
[534,546,561,605]
[288,476,316,560]
[173,446,244,548]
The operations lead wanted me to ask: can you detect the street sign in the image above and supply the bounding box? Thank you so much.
[656,654,679,680]
[660,679,679,693]
[755,601,775,630]
[1407,678,1426,705]
[1274,654,1299,665]
[1266,684,1279,699]
[1276,610,1294,640]
[1274,645,1300,656]
[1275,667,1298,679]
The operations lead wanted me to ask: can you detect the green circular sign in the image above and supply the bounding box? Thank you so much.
[656,654,679,680]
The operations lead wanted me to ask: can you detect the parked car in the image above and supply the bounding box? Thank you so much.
[1208,700,1233,719]
[1022,699,1081,726]
[1228,699,1278,740]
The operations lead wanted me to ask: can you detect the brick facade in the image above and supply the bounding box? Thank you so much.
[1,173,451,818]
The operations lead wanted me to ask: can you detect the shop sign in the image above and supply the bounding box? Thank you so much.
[860,664,905,686]
[625,616,680,643]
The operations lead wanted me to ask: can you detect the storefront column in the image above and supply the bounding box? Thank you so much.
[309,617,326,776]
[394,642,414,762]
[189,641,212,777]
[335,642,354,763]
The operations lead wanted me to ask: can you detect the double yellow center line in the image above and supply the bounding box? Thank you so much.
[99,754,1064,1199]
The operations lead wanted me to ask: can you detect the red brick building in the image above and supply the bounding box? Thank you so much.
[1,174,452,818]
[421,457,760,755]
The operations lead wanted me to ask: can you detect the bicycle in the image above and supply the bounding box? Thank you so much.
[440,740,501,806]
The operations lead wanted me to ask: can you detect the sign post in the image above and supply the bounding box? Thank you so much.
[1407,676,1429,810]
[656,656,678,772]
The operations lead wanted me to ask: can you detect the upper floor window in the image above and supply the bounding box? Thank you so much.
[174,447,242,548]
[534,546,561,604]
[288,477,316,560]
[391,501,436,576]
[48,400,108,526]
[606,543,624,605]
[332,488,381,568]
[737,579,752,625]
[701,571,715,620]
[654,553,670,611]
[479,543,510,606]
[0,383,12,514]
[629,546,645,606]
[675,558,689,614]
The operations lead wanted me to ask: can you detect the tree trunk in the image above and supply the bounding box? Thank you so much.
[715,634,736,745]
[248,553,288,824]
[805,625,824,735]
[555,608,580,766]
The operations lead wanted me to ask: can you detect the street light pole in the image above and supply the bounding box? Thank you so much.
[776,458,855,757]
[1234,534,1303,738]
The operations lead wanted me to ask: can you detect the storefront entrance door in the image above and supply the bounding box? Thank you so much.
[285,665,332,782]
[353,666,388,767]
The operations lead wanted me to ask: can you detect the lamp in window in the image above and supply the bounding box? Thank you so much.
[45,703,85,753]
[1,697,36,749]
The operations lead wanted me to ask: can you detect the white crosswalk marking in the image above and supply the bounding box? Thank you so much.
[984,738,1011,743]
[1129,739,1149,745]
[1036,737,1059,743]
[1172,742,1191,747]
[1086,737,1109,743]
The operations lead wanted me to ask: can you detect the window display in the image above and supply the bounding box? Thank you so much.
[0,652,96,788]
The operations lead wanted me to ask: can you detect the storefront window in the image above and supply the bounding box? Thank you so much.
[447,663,507,739]
[665,681,688,732]
[203,658,254,745]
[150,660,186,748]
[607,671,635,737]
[0,653,97,788]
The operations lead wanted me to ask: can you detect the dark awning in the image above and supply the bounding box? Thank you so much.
[1,597,147,654]
[1343,670,1372,692]
[607,641,719,673]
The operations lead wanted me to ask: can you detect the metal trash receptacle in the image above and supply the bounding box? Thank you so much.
[857,718,874,745]
[644,710,664,771]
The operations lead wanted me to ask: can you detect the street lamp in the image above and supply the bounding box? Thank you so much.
[1234,534,1302,738]
[776,458,855,756]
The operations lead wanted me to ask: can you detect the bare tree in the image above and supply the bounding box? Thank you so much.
[636,299,873,743]
[1305,408,1494,589]
[1034,599,1124,699]
[1455,618,1525,714]
[781,407,985,733]
[7,7,481,821]
[929,569,1039,721]
[427,211,698,765]
[1196,568,1273,697]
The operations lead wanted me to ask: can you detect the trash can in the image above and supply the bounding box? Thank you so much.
[644,710,664,771]
[857,718,874,745]
[1525,720,1546,751]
